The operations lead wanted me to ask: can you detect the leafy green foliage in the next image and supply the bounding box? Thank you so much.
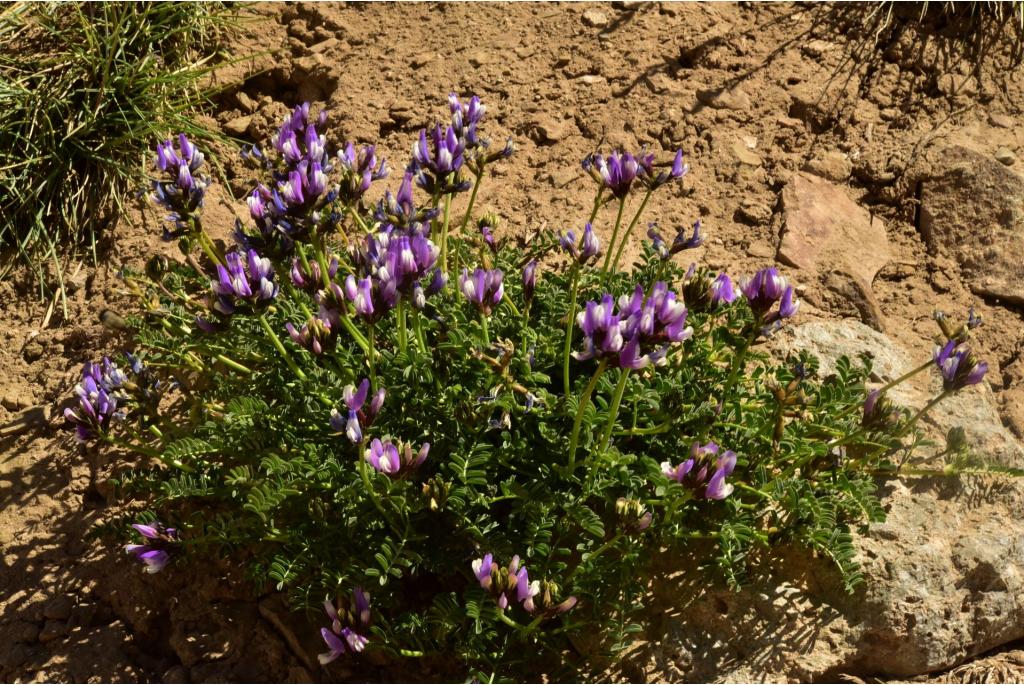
[78,98,978,681]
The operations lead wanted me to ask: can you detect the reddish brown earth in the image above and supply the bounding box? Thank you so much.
[2,2,1023,682]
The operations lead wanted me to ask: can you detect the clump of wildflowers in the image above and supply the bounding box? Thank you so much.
[85,93,997,682]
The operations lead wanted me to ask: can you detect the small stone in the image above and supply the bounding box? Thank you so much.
[223,116,252,136]
[746,242,775,259]
[14,620,40,643]
[467,51,494,68]
[582,9,609,27]
[235,92,256,113]
[411,51,435,69]
[995,147,1016,166]
[307,37,338,54]
[1,391,28,411]
[38,620,67,643]
[579,74,606,85]
[43,596,73,621]
[736,200,773,225]
[696,87,751,111]
[803,151,853,182]
[730,139,761,167]
[533,117,576,144]
[22,340,44,362]
[988,112,1014,129]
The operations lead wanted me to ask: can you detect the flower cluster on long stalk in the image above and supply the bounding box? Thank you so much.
[662,442,738,500]
[319,589,371,664]
[125,521,179,574]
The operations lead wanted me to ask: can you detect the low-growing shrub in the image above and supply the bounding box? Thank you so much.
[70,95,989,680]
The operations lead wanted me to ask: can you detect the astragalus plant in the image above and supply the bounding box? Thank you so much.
[69,94,988,680]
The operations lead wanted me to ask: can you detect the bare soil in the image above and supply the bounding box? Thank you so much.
[2,2,1023,682]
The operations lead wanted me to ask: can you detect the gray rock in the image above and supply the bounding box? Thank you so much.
[581,9,608,27]
[996,147,1016,166]
[644,319,1024,681]
[916,145,1024,306]
[802,151,853,182]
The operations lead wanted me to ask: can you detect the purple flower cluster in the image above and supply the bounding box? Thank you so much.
[374,171,439,233]
[409,125,471,195]
[206,248,278,319]
[330,379,385,443]
[661,442,738,500]
[364,437,430,477]
[286,306,341,356]
[63,357,129,442]
[290,253,338,293]
[582,149,686,198]
[648,220,703,259]
[449,93,486,148]
[575,282,693,370]
[319,589,371,665]
[615,497,653,532]
[522,260,538,306]
[459,268,504,316]
[740,267,800,334]
[243,104,337,249]
[472,554,578,617]
[933,340,988,391]
[125,521,179,574]
[336,142,388,207]
[560,223,601,265]
[152,134,208,239]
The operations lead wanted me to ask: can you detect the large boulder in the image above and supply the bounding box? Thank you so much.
[778,172,891,330]
[916,144,1024,306]
[628,319,1024,682]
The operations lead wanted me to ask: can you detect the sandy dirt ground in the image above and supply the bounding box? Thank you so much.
[2,2,1023,681]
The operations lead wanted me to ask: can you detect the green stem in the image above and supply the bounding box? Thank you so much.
[615,420,672,436]
[567,359,609,471]
[191,217,224,266]
[367,324,377,388]
[215,353,252,375]
[878,359,934,394]
[587,188,605,224]
[396,299,408,355]
[459,170,484,236]
[347,205,371,233]
[258,312,306,381]
[569,532,623,581]
[903,390,951,434]
[412,309,428,354]
[440,193,452,274]
[109,437,193,472]
[601,197,627,273]
[562,266,581,397]
[480,313,490,345]
[597,369,631,456]
[721,328,757,409]
[610,188,653,274]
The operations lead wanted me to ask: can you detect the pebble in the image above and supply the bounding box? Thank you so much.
[223,116,252,136]
[43,596,73,621]
[22,340,44,362]
[38,619,67,643]
[533,117,574,143]
[746,242,776,259]
[579,74,606,85]
[581,9,608,27]
[988,112,1014,129]
[995,147,1016,166]
[1,391,28,411]
[696,87,751,111]
[235,92,256,112]
[736,200,773,225]
[410,51,435,69]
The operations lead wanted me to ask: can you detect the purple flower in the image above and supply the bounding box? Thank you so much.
[290,254,338,292]
[560,223,601,266]
[151,134,208,239]
[343,272,397,323]
[522,580,577,618]
[319,588,371,664]
[449,92,487,148]
[661,442,738,500]
[286,307,337,356]
[710,273,736,308]
[459,268,504,316]
[582,149,686,198]
[207,248,278,317]
[63,358,131,442]
[408,125,471,195]
[471,554,548,613]
[364,438,429,477]
[374,171,439,233]
[575,283,692,369]
[337,142,388,206]
[615,497,653,532]
[330,379,384,443]
[522,260,538,305]
[672,220,703,252]
[933,341,988,392]
[740,267,800,331]
[124,521,179,574]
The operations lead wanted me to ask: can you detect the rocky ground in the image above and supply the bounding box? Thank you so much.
[2,2,1024,682]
